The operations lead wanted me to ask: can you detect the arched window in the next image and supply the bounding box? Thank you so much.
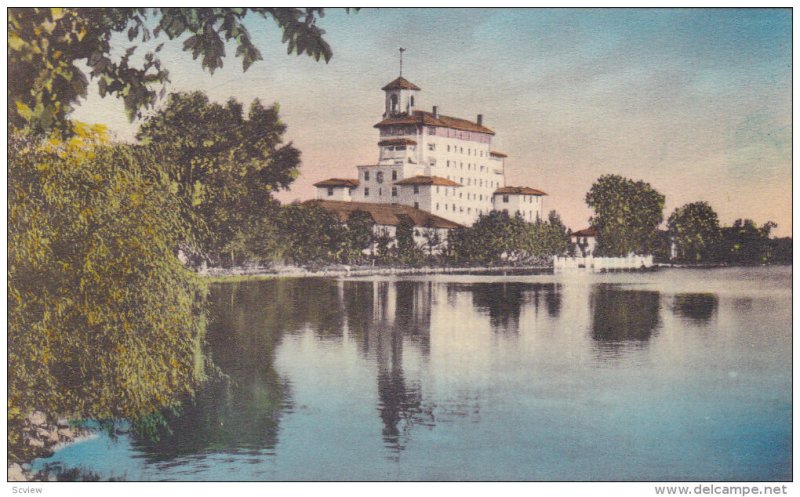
[376,171,384,184]
[391,94,398,113]
[410,96,415,107]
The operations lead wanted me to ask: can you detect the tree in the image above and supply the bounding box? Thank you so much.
[8,128,207,461]
[667,201,721,263]
[585,174,665,256]
[277,203,345,267]
[9,8,348,134]
[345,210,375,263]
[714,219,778,265]
[395,217,424,265]
[136,91,301,264]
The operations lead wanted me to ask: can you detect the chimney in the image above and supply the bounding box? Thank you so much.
[477,114,483,126]
[432,105,439,118]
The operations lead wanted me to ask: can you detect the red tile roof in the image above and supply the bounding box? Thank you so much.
[381,76,421,91]
[393,175,462,187]
[494,186,547,196]
[313,178,360,188]
[374,110,495,135]
[572,227,597,237]
[378,138,418,146]
[490,151,507,158]
[305,200,462,229]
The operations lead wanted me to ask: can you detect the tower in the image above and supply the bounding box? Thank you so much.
[382,76,420,117]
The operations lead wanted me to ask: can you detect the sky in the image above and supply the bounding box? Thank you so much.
[71,8,793,236]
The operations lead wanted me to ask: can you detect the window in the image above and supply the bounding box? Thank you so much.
[428,143,436,151]
[445,204,448,211]
[436,186,439,193]
[447,145,451,152]
[414,202,419,210]
[391,94,398,113]
[410,95,415,107]
[436,203,440,210]
[503,194,509,203]
[413,185,420,194]
[364,171,370,181]
[378,188,382,196]
[376,171,384,184]
[365,187,370,196]
[429,159,436,166]
[447,160,450,168]
[327,187,334,196]
[392,187,398,197]
[459,192,462,198]
[392,170,397,180]
[468,208,471,214]
[428,127,436,135]
[396,145,406,151]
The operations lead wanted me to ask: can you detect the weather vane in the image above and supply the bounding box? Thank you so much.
[399,47,406,77]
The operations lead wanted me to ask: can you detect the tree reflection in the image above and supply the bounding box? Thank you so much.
[133,281,295,459]
[470,283,562,333]
[590,285,661,355]
[672,293,718,324]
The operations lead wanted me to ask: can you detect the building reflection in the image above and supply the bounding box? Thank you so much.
[672,293,718,324]
[590,284,661,357]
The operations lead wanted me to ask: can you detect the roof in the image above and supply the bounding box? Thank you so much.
[313,178,360,188]
[494,186,548,196]
[381,76,421,91]
[489,150,507,158]
[305,200,463,229]
[374,110,495,135]
[572,227,597,237]
[393,175,462,187]
[378,138,418,146]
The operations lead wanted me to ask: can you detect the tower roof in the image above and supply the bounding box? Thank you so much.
[382,76,421,91]
[374,110,495,135]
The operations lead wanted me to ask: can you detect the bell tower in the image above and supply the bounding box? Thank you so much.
[382,48,420,117]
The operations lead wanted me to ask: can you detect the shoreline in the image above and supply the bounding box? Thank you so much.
[8,411,93,481]
[199,264,555,282]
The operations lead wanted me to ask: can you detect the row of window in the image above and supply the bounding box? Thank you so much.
[442,176,500,189]
[363,170,399,182]
[363,185,420,197]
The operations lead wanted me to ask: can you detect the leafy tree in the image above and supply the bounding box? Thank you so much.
[714,219,778,265]
[585,174,665,256]
[136,91,301,264]
[277,203,345,267]
[395,217,424,265]
[345,210,375,263]
[667,201,721,263]
[8,128,207,461]
[9,7,347,133]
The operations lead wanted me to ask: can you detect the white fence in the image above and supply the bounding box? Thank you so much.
[553,254,654,272]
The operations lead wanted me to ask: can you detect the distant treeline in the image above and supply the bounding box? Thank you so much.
[207,203,572,269]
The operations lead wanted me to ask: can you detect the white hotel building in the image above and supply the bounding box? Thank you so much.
[312,75,547,231]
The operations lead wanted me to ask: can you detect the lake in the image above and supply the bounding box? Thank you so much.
[34,267,792,481]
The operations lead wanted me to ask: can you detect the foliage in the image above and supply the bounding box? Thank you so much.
[276,203,346,267]
[667,201,721,262]
[395,217,425,265]
[9,7,346,133]
[136,91,301,264]
[8,129,208,460]
[712,219,780,265]
[448,210,569,265]
[585,174,665,256]
[345,210,375,262]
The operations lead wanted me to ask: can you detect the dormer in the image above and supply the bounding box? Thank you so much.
[382,76,420,117]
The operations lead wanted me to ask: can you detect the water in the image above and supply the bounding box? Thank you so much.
[34,267,792,481]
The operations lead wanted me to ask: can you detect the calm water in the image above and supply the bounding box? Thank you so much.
[35,267,792,481]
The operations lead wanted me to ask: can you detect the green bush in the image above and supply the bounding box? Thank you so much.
[8,128,208,460]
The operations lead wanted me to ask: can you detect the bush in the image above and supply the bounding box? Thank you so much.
[8,128,208,459]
